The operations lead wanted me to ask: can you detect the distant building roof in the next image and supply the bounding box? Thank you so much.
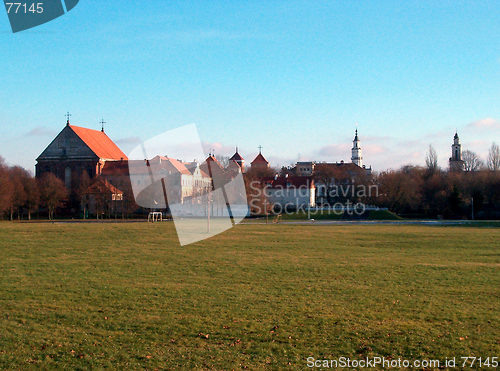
[251,153,269,164]
[151,156,192,175]
[85,179,123,195]
[70,125,128,160]
[226,160,242,172]
[229,150,244,162]
[200,155,224,177]
[101,160,130,176]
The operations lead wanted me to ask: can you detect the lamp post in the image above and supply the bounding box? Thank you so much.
[207,193,211,233]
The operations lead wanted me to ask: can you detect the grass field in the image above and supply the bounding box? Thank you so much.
[0,221,499,370]
[278,209,402,221]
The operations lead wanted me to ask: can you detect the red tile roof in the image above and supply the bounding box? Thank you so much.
[251,153,268,164]
[149,156,192,175]
[86,179,123,195]
[70,125,128,160]
[101,160,130,176]
[200,155,224,177]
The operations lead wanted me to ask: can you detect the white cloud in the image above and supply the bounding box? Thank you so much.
[317,143,351,159]
[467,118,500,130]
[115,136,142,145]
[26,126,56,137]
[201,142,238,157]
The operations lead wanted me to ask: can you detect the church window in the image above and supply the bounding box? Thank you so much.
[65,167,71,189]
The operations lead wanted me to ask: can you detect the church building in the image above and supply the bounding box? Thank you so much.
[251,147,270,170]
[35,117,127,188]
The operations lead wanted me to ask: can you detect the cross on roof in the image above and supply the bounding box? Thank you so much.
[100,119,106,132]
[258,145,263,154]
[65,112,71,125]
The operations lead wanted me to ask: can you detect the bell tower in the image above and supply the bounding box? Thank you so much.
[449,132,464,171]
[351,128,362,167]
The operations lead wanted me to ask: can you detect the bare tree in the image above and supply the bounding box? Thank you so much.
[487,143,500,171]
[214,154,231,168]
[0,157,13,219]
[425,145,438,173]
[75,171,92,218]
[377,166,423,213]
[462,150,484,172]
[22,175,39,221]
[313,163,336,204]
[39,173,68,220]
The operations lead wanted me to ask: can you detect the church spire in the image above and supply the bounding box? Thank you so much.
[450,131,463,171]
[351,126,363,167]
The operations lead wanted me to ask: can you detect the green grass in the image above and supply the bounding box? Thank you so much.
[278,209,401,221]
[0,222,499,370]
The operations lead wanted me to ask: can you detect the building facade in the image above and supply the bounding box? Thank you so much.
[35,119,127,189]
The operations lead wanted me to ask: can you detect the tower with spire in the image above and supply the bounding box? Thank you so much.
[351,127,363,167]
[229,147,245,172]
[449,132,464,171]
[251,145,270,170]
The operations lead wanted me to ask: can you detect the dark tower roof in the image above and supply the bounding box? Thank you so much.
[229,148,244,162]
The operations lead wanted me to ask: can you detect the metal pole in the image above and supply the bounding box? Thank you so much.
[207,196,211,233]
[471,197,474,221]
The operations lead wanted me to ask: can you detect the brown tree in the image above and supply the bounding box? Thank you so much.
[22,175,40,221]
[0,157,13,219]
[8,166,30,220]
[377,166,423,213]
[75,171,93,218]
[39,173,68,220]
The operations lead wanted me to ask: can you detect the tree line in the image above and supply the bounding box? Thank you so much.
[1,142,499,220]
[375,143,500,218]
[0,156,67,220]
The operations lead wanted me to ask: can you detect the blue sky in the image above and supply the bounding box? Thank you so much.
[1,0,499,172]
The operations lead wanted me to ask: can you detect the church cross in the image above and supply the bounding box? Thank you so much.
[65,112,71,125]
[100,119,106,132]
[258,145,263,154]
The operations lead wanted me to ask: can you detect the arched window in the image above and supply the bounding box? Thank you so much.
[65,166,71,188]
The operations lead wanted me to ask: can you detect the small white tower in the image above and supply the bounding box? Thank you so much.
[449,132,464,172]
[351,128,363,167]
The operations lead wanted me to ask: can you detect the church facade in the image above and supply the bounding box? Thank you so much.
[35,118,127,188]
